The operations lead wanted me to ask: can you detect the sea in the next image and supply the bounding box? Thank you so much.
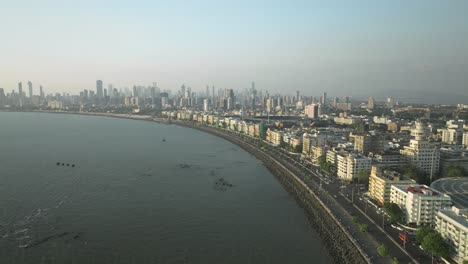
[0,112,330,264]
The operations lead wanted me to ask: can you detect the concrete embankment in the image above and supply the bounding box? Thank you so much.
[176,122,368,264]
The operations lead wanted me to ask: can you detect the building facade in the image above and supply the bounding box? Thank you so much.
[400,122,440,178]
[368,166,415,206]
[337,153,372,182]
[390,184,452,226]
[435,206,468,264]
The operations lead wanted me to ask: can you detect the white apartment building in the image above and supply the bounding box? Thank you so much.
[47,100,63,109]
[368,166,415,206]
[311,145,326,164]
[304,103,321,119]
[266,129,283,146]
[302,131,328,158]
[337,153,372,182]
[435,206,468,264]
[442,128,464,145]
[463,132,468,147]
[400,122,440,178]
[326,148,346,166]
[390,184,452,226]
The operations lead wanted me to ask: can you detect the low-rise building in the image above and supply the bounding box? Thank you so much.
[47,100,63,109]
[435,206,468,264]
[368,166,415,206]
[439,146,468,176]
[326,148,347,166]
[302,131,328,158]
[311,145,327,164]
[334,116,362,125]
[463,132,468,147]
[337,153,372,182]
[266,128,283,146]
[371,151,407,169]
[352,132,384,155]
[390,184,452,225]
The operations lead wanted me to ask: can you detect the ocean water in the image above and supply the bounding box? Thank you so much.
[0,112,330,264]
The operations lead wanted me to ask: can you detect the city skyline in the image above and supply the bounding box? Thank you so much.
[1,1,468,104]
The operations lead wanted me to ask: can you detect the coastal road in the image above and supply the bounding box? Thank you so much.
[199,125,416,264]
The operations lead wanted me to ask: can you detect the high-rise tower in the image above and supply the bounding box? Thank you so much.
[96,80,103,98]
[28,81,33,98]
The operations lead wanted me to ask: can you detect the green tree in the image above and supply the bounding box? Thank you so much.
[317,155,334,172]
[384,203,404,223]
[294,144,303,153]
[352,216,358,223]
[403,165,430,185]
[355,170,370,184]
[279,138,287,149]
[421,232,452,258]
[359,223,368,232]
[318,155,326,165]
[392,257,399,264]
[377,244,388,257]
[416,226,432,243]
[447,165,466,177]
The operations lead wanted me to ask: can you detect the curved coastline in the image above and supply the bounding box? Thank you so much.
[5,110,368,263]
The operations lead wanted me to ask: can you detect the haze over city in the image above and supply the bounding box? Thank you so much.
[1,0,468,104]
[2,1,468,264]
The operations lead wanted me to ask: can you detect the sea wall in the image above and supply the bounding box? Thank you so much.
[176,121,368,264]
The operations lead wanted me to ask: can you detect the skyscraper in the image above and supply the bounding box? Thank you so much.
[108,84,113,97]
[0,88,5,106]
[28,81,33,98]
[203,98,209,112]
[321,92,327,105]
[151,86,156,105]
[18,82,23,96]
[133,86,138,98]
[368,96,375,109]
[212,86,215,101]
[18,82,23,107]
[305,103,321,119]
[96,80,103,98]
[181,84,186,98]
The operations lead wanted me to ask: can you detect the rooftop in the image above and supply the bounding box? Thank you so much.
[438,207,468,230]
[379,170,414,182]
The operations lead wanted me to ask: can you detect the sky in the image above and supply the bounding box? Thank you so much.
[0,0,467,103]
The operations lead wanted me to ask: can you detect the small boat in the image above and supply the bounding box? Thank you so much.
[162,138,166,142]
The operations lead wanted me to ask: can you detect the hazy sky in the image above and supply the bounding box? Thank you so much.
[1,0,467,103]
